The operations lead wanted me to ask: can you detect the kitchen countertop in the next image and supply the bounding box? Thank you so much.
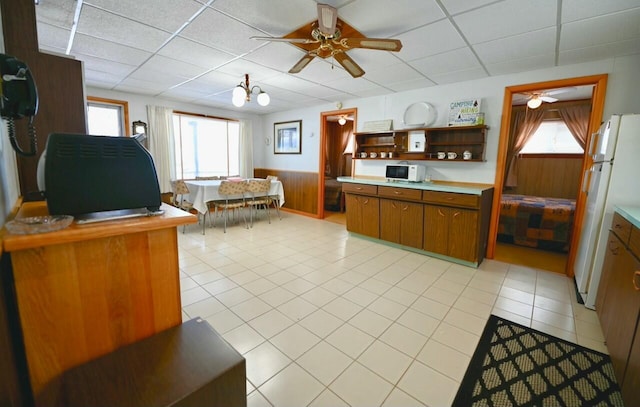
[337,176,494,195]
[615,206,640,229]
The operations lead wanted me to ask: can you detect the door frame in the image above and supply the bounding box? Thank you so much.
[487,74,608,276]
[318,107,358,219]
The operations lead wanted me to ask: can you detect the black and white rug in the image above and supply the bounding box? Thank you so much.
[453,314,624,407]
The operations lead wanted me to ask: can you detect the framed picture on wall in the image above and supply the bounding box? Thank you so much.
[274,120,302,154]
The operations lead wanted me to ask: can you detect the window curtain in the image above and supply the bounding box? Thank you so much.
[239,119,254,179]
[337,126,352,176]
[146,105,175,193]
[505,108,545,187]
[558,105,591,149]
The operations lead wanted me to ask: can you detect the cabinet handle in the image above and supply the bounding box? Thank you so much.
[608,240,619,255]
[614,223,622,230]
[453,211,461,218]
[356,187,363,190]
[402,205,409,211]
[392,202,397,209]
[634,271,640,291]
[394,191,402,195]
[446,197,454,201]
[363,199,369,204]
[437,209,445,217]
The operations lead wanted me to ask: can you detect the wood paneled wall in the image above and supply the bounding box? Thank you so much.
[508,155,583,199]
[1,0,87,201]
[254,168,318,216]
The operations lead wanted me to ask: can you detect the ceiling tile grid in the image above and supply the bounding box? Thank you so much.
[33,0,640,113]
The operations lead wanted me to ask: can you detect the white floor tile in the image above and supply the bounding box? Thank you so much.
[357,340,412,384]
[259,363,324,407]
[379,323,429,358]
[297,341,353,385]
[270,324,321,360]
[398,361,459,407]
[417,339,471,381]
[330,362,394,407]
[308,389,349,407]
[245,341,291,388]
[326,324,375,359]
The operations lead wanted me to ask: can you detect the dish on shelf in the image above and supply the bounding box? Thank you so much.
[5,215,73,235]
[403,102,436,128]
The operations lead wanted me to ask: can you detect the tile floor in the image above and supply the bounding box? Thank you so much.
[177,211,608,407]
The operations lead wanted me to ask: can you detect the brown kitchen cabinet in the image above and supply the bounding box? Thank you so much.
[380,199,424,249]
[343,183,379,239]
[342,180,493,266]
[595,210,640,406]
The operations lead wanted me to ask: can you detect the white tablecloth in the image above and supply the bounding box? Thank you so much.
[184,179,285,214]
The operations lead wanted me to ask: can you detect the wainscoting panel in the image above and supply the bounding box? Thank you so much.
[254,169,318,216]
[510,156,583,199]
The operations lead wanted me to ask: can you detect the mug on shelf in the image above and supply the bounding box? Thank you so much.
[437,151,446,160]
[447,152,457,160]
[359,152,368,158]
[380,152,387,158]
[388,152,394,158]
[369,152,378,158]
[463,150,472,160]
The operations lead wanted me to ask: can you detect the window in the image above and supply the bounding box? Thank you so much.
[520,120,584,154]
[86,97,129,137]
[173,113,240,179]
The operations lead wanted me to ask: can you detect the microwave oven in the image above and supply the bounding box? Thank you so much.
[385,164,427,182]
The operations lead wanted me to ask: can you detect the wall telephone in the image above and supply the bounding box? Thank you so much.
[0,53,39,156]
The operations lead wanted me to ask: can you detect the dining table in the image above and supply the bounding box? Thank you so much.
[184,179,285,214]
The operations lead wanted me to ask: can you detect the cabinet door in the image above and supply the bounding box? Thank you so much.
[380,199,423,249]
[380,199,401,244]
[399,201,424,249]
[596,232,622,324]
[622,315,640,407]
[602,246,640,384]
[448,208,478,262]
[424,205,448,255]
[345,194,379,238]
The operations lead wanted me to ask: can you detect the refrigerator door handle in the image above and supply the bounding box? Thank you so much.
[588,131,599,158]
[582,166,594,193]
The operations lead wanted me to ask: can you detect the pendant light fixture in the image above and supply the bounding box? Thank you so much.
[527,95,543,109]
[232,74,270,107]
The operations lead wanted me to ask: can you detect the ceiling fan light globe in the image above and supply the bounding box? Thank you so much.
[527,97,542,109]
[338,117,347,125]
[257,92,270,106]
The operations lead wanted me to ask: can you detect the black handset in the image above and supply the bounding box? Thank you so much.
[0,53,39,156]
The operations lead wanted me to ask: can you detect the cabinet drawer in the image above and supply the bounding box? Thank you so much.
[342,183,377,195]
[422,191,479,208]
[611,212,632,244]
[378,186,422,201]
[629,225,640,258]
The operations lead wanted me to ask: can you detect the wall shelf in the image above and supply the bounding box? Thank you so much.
[354,125,488,162]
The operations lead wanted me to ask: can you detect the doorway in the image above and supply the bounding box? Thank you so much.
[487,74,608,276]
[318,107,357,222]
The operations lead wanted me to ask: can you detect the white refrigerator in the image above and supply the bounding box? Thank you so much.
[573,114,640,309]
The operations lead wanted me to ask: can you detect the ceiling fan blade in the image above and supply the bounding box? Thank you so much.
[288,54,315,74]
[251,36,318,44]
[543,86,577,96]
[317,3,338,35]
[333,51,365,78]
[540,96,558,103]
[340,38,403,52]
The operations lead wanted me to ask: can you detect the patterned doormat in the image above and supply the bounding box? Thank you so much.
[453,315,624,407]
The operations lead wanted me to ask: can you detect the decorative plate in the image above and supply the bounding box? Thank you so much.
[403,102,437,127]
[5,215,73,235]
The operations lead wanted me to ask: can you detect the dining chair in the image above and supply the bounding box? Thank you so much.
[210,181,248,232]
[265,175,282,220]
[170,180,204,234]
[245,179,272,227]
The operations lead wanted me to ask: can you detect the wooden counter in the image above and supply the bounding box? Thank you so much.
[1,202,197,403]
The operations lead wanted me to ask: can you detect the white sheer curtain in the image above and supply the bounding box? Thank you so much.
[147,105,175,193]
[239,119,254,179]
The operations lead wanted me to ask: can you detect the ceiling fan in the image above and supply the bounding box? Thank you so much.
[514,87,577,109]
[251,3,402,78]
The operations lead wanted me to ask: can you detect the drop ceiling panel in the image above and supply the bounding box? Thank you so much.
[454,0,557,44]
[439,0,497,16]
[243,43,311,72]
[560,8,640,51]
[36,23,70,51]
[473,28,556,65]
[76,6,172,52]
[561,0,640,23]
[35,0,77,27]
[559,39,640,65]
[486,54,556,76]
[136,55,209,80]
[338,0,445,37]
[210,0,317,36]
[80,55,137,76]
[410,47,482,78]
[387,78,436,92]
[363,63,424,86]
[71,33,153,65]
[213,60,283,83]
[429,66,487,85]
[85,0,205,32]
[158,37,237,70]
[396,19,467,62]
[179,8,266,56]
